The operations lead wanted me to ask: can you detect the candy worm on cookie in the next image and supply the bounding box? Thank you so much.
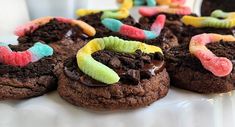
[76,36,163,84]
[76,0,133,19]
[181,10,235,28]
[189,33,235,77]
[0,17,96,67]
[15,16,96,37]
[101,14,166,40]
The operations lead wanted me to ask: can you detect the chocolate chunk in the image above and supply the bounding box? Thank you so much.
[140,70,152,79]
[64,67,80,81]
[93,51,111,64]
[128,69,140,84]
[108,57,121,69]
[124,69,141,85]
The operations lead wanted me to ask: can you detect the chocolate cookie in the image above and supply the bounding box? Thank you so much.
[165,41,235,93]
[58,49,169,110]
[0,43,57,100]
[0,18,92,100]
[79,13,178,51]
[201,0,235,16]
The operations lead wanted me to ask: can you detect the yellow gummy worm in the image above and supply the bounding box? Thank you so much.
[76,36,162,84]
[71,20,96,36]
[76,0,133,19]
[181,10,235,28]
[76,9,101,17]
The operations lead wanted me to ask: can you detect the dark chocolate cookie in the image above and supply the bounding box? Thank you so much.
[58,50,170,110]
[165,41,235,93]
[201,0,235,16]
[79,13,178,51]
[0,43,57,100]
[0,19,89,100]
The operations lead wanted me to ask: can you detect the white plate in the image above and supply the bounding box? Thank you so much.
[1,1,235,127]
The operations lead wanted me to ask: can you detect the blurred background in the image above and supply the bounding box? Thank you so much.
[0,0,197,36]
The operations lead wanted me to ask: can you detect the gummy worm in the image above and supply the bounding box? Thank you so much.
[139,5,191,17]
[0,42,53,67]
[76,36,162,84]
[15,16,96,37]
[157,0,185,6]
[101,15,166,40]
[189,33,234,77]
[133,0,156,6]
[181,10,235,28]
[76,0,133,19]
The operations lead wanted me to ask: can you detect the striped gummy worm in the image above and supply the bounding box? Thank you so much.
[0,42,53,67]
[181,10,235,28]
[101,14,166,40]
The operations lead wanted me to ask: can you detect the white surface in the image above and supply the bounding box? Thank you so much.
[0,88,234,127]
[0,1,235,127]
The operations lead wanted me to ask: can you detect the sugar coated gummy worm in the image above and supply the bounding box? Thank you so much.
[189,33,234,77]
[182,10,235,28]
[0,42,53,67]
[101,15,166,40]
[139,5,191,17]
[76,36,162,84]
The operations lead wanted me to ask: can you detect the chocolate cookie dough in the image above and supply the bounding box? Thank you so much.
[165,41,235,93]
[58,50,170,110]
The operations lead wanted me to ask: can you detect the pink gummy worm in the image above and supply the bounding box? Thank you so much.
[151,14,166,35]
[120,25,146,40]
[194,50,233,77]
[172,0,185,4]
[191,34,233,77]
[55,17,73,24]
[139,6,191,17]
[0,47,32,67]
